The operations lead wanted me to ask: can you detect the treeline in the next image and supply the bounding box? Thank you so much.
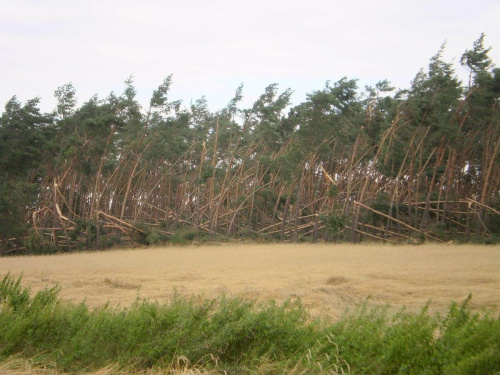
[1,35,499,254]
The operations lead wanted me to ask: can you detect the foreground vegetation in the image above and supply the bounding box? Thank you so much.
[1,34,499,254]
[1,274,499,374]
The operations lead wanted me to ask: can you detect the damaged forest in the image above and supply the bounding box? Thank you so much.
[1,35,499,254]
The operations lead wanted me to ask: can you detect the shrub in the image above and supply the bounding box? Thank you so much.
[170,229,208,245]
[1,274,499,374]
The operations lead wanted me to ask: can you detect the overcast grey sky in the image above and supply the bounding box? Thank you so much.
[1,0,499,114]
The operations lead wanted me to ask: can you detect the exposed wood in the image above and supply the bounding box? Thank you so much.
[354,201,447,243]
[96,210,145,234]
[465,198,500,216]
[352,227,399,244]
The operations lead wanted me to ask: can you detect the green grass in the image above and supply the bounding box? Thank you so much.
[1,274,499,374]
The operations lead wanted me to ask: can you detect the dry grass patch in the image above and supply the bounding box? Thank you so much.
[326,276,349,285]
[0,357,216,375]
[1,243,499,316]
[103,278,140,290]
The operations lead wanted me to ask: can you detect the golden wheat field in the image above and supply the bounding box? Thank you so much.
[1,243,499,318]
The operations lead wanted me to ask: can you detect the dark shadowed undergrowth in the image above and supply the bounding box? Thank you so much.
[1,274,499,374]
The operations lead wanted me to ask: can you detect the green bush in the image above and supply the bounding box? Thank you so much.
[470,235,500,245]
[1,274,499,374]
[170,229,208,245]
[237,227,260,239]
[24,230,58,255]
[133,223,169,246]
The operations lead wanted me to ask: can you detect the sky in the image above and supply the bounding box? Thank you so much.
[1,0,500,115]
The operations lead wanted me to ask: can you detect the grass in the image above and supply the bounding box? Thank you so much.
[0,356,216,374]
[103,278,140,290]
[1,274,500,374]
[2,243,499,316]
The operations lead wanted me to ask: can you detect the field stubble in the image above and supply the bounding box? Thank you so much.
[1,243,499,318]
